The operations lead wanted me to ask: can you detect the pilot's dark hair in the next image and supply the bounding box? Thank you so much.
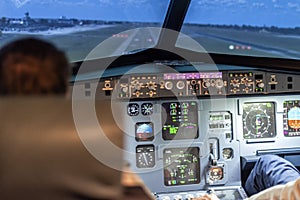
[0,37,69,95]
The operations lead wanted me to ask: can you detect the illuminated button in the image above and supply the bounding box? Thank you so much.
[257,82,265,88]
[146,81,156,90]
[135,91,141,97]
[209,166,224,181]
[121,86,128,93]
[190,79,197,85]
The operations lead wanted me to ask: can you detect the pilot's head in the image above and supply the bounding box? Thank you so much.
[0,37,69,95]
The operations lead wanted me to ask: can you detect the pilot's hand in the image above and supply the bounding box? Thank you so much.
[192,193,220,200]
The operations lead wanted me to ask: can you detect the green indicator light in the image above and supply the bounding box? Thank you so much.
[266,103,272,108]
[170,127,178,134]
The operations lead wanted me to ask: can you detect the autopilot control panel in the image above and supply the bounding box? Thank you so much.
[98,69,300,99]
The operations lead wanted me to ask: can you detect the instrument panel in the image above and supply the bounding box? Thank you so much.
[118,96,300,199]
[75,65,300,199]
[98,67,300,99]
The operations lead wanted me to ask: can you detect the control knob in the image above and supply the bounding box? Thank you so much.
[146,81,157,90]
[230,78,240,87]
[202,80,210,88]
[257,81,265,88]
[176,81,185,90]
[121,86,128,93]
[165,81,173,90]
[131,80,143,90]
[241,77,253,87]
[215,79,224,89]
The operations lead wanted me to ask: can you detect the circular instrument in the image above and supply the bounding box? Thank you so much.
[242,102,275,139]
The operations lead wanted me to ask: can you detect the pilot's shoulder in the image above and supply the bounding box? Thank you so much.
[248,178,300,200]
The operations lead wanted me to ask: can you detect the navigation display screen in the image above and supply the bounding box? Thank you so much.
[162,101,198,140]
[242,102,276,139]
[163,147,200,186]
[283,100,300,137]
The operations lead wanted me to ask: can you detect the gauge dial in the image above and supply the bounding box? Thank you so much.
[135,122,154,141]
[127,103,139,116]
[136,145,155,168]
[242,102,275,139]
[222,148,233,160]
[209,166,224,181]
[141,103,153,116]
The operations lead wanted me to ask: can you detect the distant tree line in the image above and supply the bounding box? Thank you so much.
[0,15,299,35]
[185,23,300,35]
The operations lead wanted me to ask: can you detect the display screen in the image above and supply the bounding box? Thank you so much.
[163,147,200,186]
[162,101,198,140]
[283,100,300,137]
[135,122,154,141]
[163,72,222,80]
[242,102,276,139]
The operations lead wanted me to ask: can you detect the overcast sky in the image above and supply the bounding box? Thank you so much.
[1,0,300,27]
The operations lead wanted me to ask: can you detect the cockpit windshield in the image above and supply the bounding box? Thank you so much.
[0,0,300,62]
[0,0,169,62]
[178,0,300,59]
